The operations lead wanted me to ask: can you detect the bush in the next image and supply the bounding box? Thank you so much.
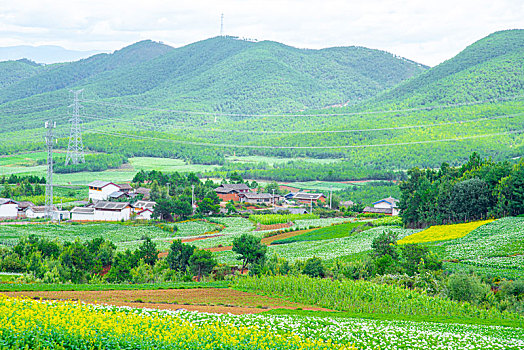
[302,257,325,278]
[448,274,488,303]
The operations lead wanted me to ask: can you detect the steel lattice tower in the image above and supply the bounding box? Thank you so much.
[45,120,55,218]
[65,90,85,166]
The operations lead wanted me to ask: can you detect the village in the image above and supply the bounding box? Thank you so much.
[0,179,399,222]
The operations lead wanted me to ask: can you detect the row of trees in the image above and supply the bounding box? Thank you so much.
[400,153,524,227]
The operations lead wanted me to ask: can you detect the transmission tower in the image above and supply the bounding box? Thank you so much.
[65,89,85,166]
[220,13,224,36]
[45,120,56,219]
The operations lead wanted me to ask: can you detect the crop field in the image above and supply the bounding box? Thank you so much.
[249,213,319,225]
[0,297,343,350]
[271,221,370,244]
[0,220,219,251]
[398,220,493,244]
[431,217,524,277]
[214,226,418,264]
[225,155,342,166]
[2,296,522,350]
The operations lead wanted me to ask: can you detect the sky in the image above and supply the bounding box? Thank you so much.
[0,0,523,66]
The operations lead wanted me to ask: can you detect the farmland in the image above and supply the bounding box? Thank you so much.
[398,220,494,244]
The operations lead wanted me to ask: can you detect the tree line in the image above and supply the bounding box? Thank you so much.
[400,152,524,227]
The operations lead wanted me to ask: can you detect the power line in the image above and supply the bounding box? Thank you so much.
[79,94,524,118]
[87,128,524,150]
[0,102,65,113]
[80,111,524,135]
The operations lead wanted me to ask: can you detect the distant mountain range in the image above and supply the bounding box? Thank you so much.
[0,45,105,64]
[0,37,427,112]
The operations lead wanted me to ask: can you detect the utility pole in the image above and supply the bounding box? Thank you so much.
[272,189,275,207]
[65,89,85,166]
[45,120,56,219]
[166,183,170,196]
[191,184,195,214]
[329,186,333,209]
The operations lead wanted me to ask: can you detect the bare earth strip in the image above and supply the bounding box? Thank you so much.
[1,288,332,314]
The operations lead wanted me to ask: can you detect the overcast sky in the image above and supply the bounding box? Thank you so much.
[0,0,523,66]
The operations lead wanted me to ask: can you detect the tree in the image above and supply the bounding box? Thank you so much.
[496,161,524,216]
[137,237,158,266]
[450,178,490,221]
[197,198,219,215]
[189,249,216,281]
[232,234,267,272]
[226,201,237,215]
[264,181,282,195]
[229,171,244,184]
[152,198,175,221]
[371,231,398,260]
[173,199,193,219]
[166,239,195,272]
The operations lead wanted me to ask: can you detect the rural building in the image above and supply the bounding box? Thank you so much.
[88,181,121,201]
[52,210,70,221]
[214,183,250,202]
[135,209,153,220]
[0,198,18,219]
[71,207,95,221]
[133,200,156,212]
[93,201,132,221]
[293,192,326,204]
[363,196,400,216]
[25,206,49,219]
[341,200,355,208]
[108,191,128,200]
[117,183,133,193]
[71,201,132,221]
[238,192,279,204]
[134,187,151,200]
[17,201,34,218]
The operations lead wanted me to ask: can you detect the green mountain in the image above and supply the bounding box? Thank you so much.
[0,36,426,111]
[372,29,524,106]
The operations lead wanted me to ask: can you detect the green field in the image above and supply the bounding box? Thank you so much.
[271,221,372,244]
[0,220,218,251]
[226,156,342,166]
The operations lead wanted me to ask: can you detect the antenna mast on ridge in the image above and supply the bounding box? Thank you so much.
[65,89,85,166]
[220,13,224,36]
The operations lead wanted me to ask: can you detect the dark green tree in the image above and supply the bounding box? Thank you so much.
[232,234,267,273]
[166,239,195,272]
[189,249,217,281]
[137,237,158,266]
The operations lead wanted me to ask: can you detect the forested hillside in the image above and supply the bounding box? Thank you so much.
[0,31,523,181]
[371,29,524,106]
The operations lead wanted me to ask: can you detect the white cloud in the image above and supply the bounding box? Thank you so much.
[0,0,522,65]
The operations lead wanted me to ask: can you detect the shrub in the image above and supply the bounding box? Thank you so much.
[448,274,488,303]
[302,257,324,278]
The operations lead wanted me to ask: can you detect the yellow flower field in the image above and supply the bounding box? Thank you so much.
[0,296,353,350]
[398,220,494,244]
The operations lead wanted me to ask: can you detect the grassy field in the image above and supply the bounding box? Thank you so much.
[271,221,372,244]
[225,155,341,166]
[0,153,219,185]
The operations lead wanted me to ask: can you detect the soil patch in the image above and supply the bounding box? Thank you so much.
[2,288,331,314]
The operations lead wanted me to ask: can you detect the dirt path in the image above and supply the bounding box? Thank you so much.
[2,288,332,315]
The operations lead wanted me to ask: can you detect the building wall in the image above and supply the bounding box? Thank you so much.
[88,184,120,201]
[136,210,152,220]
[93,207,131,221]
[0,204,18,218]
[72,212,95,221]
[218,193,239,202]
[26,209,46,219]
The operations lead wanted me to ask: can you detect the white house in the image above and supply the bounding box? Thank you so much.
[136,209,153,220]
[93,201,132,221]
[71,207,96,221]
[26,206,49,219]
[364,197,400,216]
[88,181,121,201]
[0,198,18,219]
